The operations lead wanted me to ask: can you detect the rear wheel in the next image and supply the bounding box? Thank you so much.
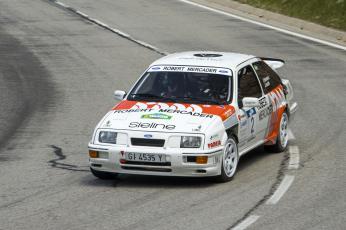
[266,112,289,153]
[216,136,239,182]
[90,167,118,180]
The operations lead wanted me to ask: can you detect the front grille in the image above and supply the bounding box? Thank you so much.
[131,138,165,147]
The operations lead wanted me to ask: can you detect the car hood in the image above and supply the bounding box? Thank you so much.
[98,100,235,133]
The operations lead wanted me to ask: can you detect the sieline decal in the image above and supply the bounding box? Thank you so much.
[129,122,176,130]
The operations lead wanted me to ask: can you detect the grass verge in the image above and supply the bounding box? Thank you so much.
[234,0,346,31]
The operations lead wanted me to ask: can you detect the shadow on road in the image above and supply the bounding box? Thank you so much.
[79,146,279,188]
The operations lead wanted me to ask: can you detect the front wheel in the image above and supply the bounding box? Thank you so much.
[216,136,239,182]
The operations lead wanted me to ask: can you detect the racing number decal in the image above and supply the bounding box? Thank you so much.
[250,117,255,134]
[245,107,257,140]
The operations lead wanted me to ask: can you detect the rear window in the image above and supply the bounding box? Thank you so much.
[252,61,282,93]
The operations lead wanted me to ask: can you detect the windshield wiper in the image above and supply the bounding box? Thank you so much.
[129,94,223,104]
[129,93,177,102]
[130,93,164,99]
[129,93,163,99]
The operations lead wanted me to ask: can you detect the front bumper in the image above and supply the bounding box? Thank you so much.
[88,143,223,177]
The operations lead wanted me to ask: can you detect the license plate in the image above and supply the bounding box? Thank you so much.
[125,152,166,162]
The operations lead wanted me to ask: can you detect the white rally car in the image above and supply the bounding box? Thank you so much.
[88,52,298,182]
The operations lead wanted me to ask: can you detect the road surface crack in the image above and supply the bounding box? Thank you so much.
[228,151,290,229]
[48,145,89,172]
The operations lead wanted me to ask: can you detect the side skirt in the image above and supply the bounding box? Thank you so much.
[239,140,265,157]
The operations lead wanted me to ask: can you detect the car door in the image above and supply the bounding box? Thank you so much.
[252,60,286,143]
[236,64,267,150]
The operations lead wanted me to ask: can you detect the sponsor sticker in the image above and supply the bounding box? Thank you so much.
[262,76,271,88]
[246,108,256,117]
[105,120,111,127]
[141,113,172,120]
[259,104,273,120]
[259,97,267,109]
[115,103,213,118]
[208,140,221,149]
[210,134,219,140]
[224,109,233,118]
[192,125,202,132]
[148,65,232,76]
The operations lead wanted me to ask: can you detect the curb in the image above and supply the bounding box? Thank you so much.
[190,0,346,47]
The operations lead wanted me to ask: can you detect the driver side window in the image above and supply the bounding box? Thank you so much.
[238,65,262,107]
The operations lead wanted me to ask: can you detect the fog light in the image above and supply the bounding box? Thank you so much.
[196,156,208,164]
[89,150,99,158]
[98,151,109,159]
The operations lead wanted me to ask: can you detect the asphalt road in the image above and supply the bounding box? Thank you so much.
[0,0,345,229]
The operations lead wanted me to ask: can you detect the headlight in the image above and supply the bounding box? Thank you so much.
[180,136,201,148]
[99,131,117,144]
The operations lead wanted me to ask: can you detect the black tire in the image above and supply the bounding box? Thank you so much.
[265,112,289,153]
[90,167,118,180]
[215,136,239,183]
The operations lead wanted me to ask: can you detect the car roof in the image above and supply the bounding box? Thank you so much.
[150,51,256,70]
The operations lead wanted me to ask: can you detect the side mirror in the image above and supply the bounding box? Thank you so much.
[114,90,126,100]
[242,97,260,108]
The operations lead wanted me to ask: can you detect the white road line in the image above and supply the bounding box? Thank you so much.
[231,215,260,230]
[75,10,88,18]
[52,0,168,55]
[288,145,300,169]
[55,0,67,8]
[179,0,346,51]
[288,128,295,140]
[93,19,109,28]
[266,175,295,205]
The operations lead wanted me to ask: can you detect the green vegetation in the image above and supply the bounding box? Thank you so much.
[234,0,346,31]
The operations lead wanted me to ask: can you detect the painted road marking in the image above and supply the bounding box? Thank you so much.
[179,0,346,51]
[231,215,260,230]
[266,175,295,205]
[54,0,67,8]
[288,145,300,169]
[51,0,168,55]
[288,128,295,140]
[75,10,88,18]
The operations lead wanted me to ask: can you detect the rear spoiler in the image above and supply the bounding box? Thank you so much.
[260,57,285,70]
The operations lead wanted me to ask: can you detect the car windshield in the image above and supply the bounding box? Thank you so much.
[128,71,231,105]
